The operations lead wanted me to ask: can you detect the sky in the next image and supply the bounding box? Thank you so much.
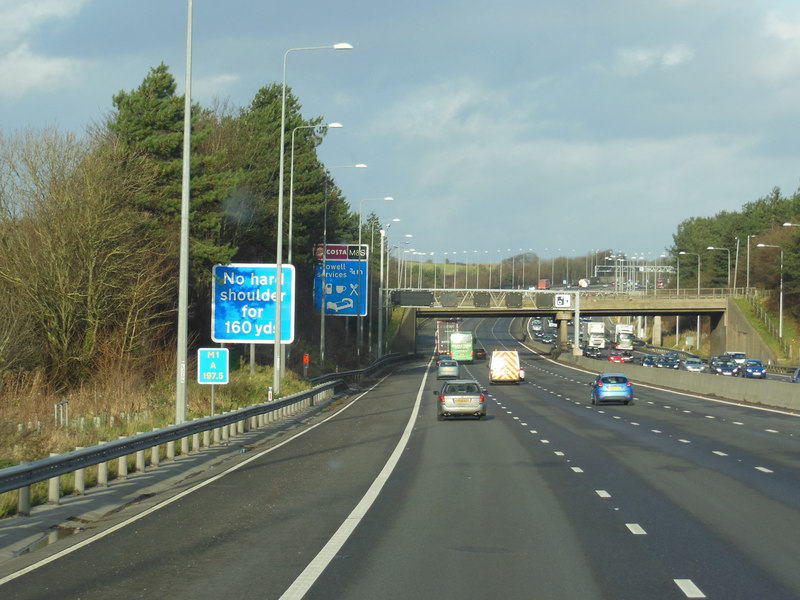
[1,0,800,265]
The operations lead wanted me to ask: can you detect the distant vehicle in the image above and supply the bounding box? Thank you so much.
[583,321,605,349]
[473,347,487,361]
[724,351,747,366]
[489,350,525,384]
[614,323,635,351]
[541,333,555,345]
[435,319,460,355]
[530,318,544,332]
[436,359,460,380]
[621,351,634,363]
[590,373,634,405]
[583,346,602,359]
[607,351,625,363]
[641,355,659,367]
[742,359,767,379]
[710,356,739,376]
[682,357,706,373]
[449,331,474,363]
[435,379,486,420]
[538,279,551,290]
[436,353,451,366]
[657,356,680,369]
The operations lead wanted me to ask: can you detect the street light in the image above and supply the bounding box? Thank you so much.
[706,246,731,286]
[358,197,393,360]
[289,122,342,264]
[276,42,352,394]
[756,243,784,339]
[679,251,700,349]
[320,163,366,366]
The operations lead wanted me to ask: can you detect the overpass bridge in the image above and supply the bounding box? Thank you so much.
[388,287,759,358]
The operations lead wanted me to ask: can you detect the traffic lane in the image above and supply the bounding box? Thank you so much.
[0,362,428,600]
[305,372,606,600]
[479,364,800,597]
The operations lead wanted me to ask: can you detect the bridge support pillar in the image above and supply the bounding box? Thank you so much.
[556,311,571,351]
[652,316,662,347]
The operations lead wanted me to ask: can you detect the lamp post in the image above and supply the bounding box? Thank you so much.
[377,219,400,357]
[289,122,342,264]
[320,163,366,367]
[175,0,193,424]
[757,243,784,339]
[679,251,700,349]
[746,234,755,290]
[357,197,393,360]
[276,42,352,394]
[706,246,731,286]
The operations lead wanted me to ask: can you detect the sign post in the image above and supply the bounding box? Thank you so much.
[197,348,229,416]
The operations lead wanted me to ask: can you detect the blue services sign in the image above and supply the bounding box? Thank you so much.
[212,263,295,343]
[197,348,229,384]
[314,259,368,316]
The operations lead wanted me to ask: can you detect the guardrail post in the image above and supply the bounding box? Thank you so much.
[135,434,145,472]
[213,426,221,444]
[167,428,175,460]
[237,419,245,435]
[203,429,211,447]
[48,453,60,504]
[228,421,236,439]
[118,437,128,480]
[221,414,229,441]
[192,429,200,452]
[18,461,30,516]
[98,441,108,487]
[181,435,189,456]
[74,447,85,494]
[151,429,160,467]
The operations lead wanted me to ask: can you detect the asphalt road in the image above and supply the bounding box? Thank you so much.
[1,317,799,599]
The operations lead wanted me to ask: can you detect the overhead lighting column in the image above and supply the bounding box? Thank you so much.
[276,42,352,394]
[757,243,784,339]
[358,197,393,361]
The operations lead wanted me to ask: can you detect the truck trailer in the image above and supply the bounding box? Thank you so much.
[583,321,605,349]
[614,323,635,351]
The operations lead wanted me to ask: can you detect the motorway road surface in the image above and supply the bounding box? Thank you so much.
[1,317,799,599]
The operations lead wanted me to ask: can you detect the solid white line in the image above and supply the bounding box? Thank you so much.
[1,373,394,589]
[674,578,706,598]
[279,363,428,599]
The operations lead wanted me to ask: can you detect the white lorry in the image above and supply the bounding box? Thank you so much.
[614,323,635,351]
[583,321,605,349]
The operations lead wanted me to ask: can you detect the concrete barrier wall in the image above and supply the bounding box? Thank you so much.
[724,298,778,364]
[558,353,800,412]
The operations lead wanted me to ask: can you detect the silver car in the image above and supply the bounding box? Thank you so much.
[683,357,706,373]
[435,379,486,420]
[436,359,460,380]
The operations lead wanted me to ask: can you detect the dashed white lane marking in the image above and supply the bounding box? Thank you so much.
[626,523,647,535]
[571,467,584,473]
[529,430,538,434]
[674,578,706,598]
[541,439,550,444]
[733,421,744,426]
[704,415,715,419]
[765,428,779,433]
[755,466,774,473]
[554,451,565,456]
[595,490,611,498]
[679,439,691,444]
[651,429,662,434]
[712,450,728,457]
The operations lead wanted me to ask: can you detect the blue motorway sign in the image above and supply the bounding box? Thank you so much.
[212,264,295,343]
[197,348,229,384]
[313,259,368,316]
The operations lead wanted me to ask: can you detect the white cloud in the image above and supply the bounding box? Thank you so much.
[614,44,694,76]
[0,0,88,45]
[0,43,82,99]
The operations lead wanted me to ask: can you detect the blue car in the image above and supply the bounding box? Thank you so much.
[590,373,634,405]
[742,359,767,379]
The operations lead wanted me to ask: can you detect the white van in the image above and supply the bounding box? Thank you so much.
[489,350,525,384]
